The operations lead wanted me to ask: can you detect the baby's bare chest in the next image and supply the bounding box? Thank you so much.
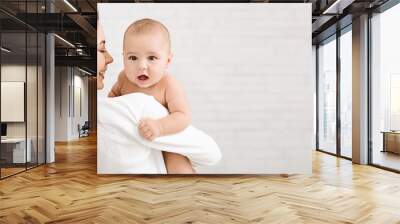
[120,84,167,107]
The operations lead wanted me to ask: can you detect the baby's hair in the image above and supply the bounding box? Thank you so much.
[123,18,171,52]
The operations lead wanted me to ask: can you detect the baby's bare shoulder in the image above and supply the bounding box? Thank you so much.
[163,73,176,82]
[110,71,124,86]
[117,71,126,81]
[163,74,187,102]
[116,71,130,88]
[162,74,182,87]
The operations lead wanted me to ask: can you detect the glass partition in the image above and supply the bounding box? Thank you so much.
[38,32,45,165]
[339,27,352,158]
[1,30,28,178]
[0,1,46,179]
[27,31,38,169]
[317,36,337,155]
[26,0,41,170]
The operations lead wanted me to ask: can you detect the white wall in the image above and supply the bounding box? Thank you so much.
[55,66,68,141]
[99,3,313,174]
[312,45,316,149]
[54,67,89,141]
[72,73,89,138]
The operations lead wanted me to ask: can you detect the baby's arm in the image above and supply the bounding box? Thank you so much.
[108,71,124,97]
[159,75,191,135]
[139,75,191,139]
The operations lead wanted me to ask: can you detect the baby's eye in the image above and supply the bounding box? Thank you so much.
[128,56,137,61]
[148,56,157,61]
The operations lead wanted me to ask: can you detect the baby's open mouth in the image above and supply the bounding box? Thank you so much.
[137,75,149,81]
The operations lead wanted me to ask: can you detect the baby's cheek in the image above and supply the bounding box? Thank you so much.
[124,69,136,81]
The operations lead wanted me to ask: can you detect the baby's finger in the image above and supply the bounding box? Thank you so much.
[139,120,147,128]
[138,128,144,137]
[143,126,151,132]
[139,126,147,133]
[139,129,146,138]
[139,124,148,131]
[144,129,152,135]
[145,132,152,139]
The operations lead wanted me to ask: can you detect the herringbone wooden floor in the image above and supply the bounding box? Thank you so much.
[1,134,400,224]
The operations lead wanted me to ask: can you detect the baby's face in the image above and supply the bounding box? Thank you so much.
[123,32,171,88]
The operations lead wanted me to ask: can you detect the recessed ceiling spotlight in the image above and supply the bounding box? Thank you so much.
[63,0,78,12]
[78,67,93,76]
[54,34,75,48]
[1,47,11,53]
[323,0,354,15]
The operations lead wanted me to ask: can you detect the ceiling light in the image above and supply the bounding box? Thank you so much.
[1,47,11,53]
[63,0,78,12]
[323,0,355,15]
[54,34,75,48]
[76,48,85,55]
[78,67,93,76]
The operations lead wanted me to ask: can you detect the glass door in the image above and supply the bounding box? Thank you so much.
[339,27,352,158]
[317,35,337,155]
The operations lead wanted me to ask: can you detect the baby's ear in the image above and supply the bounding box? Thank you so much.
[167,53,173,65]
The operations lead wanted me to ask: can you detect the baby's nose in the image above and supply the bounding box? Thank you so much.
[139,60,148,69]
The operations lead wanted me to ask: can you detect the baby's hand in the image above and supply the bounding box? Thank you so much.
[138,118,162,140]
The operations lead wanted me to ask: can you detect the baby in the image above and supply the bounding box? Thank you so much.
[108,18,194,174]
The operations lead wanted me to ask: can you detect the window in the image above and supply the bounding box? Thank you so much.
[317,36,337,154]
[339,27,352,158]
[371,2,400,171]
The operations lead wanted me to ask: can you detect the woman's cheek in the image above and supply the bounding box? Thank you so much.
[97,53,105,71]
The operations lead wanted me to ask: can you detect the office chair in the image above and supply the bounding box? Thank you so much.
[79,121,90,138]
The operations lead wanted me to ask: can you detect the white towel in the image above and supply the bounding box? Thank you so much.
[97,93,222,174]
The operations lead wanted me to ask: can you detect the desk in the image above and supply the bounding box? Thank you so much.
[382,131,400,154]
[1,138,31,163]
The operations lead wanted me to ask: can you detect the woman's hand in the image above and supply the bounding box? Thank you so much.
[138,118,163,140]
